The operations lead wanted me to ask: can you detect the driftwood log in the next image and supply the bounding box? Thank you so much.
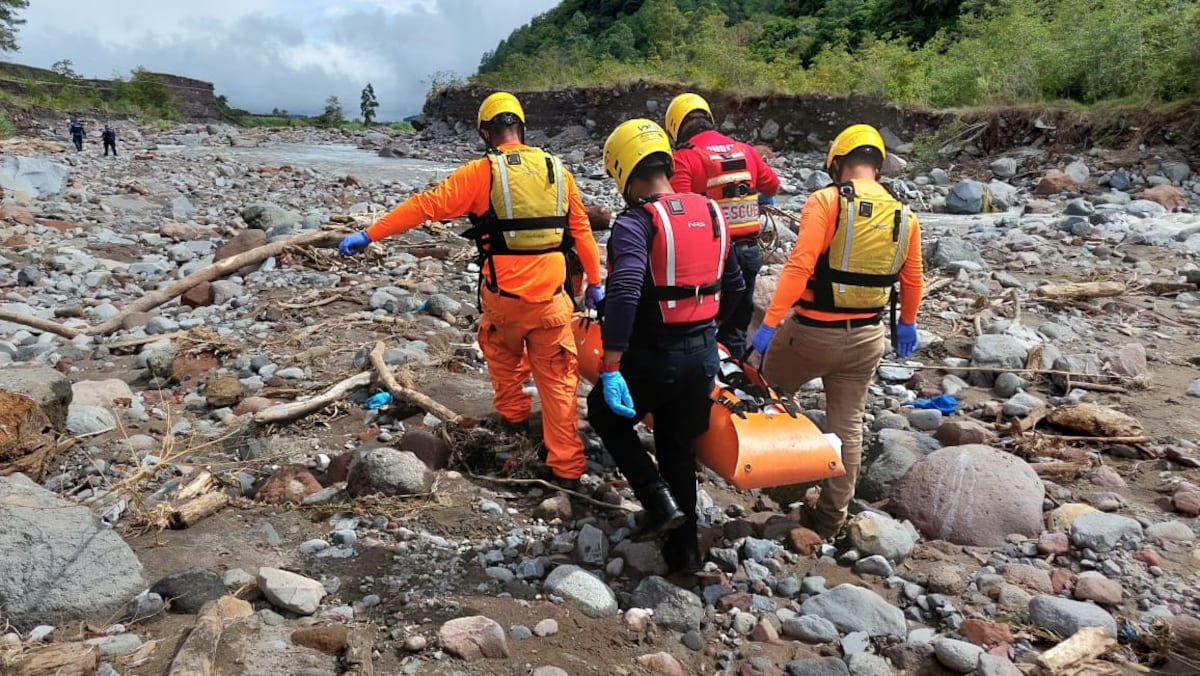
[10,642,100,676]
[1036,626,1118,674]
[368,341,462,423]
[251,372,372,425]
[171,492,230,529]
[1035,281,1126,301]
[167,596,254,676]
[0,391,67,481]
[0,230,343,339]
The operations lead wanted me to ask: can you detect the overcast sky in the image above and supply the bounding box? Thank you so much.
[12,0,559,120]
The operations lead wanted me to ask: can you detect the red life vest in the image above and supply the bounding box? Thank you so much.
[642,193,729,325]
[679,138,762,240]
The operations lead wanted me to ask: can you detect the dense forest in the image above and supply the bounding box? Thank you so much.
[473,0,1200,107]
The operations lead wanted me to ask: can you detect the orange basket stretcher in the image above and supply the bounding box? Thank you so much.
[573,315,845,490]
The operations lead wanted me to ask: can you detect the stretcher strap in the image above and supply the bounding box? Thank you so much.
[714,358,799,419]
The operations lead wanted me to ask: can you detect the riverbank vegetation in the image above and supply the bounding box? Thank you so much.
[474,0,1200,107]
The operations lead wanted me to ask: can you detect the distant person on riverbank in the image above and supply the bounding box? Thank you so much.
[664,93,780,358]
[102,126,117,156]
[337,92,604,491]
[69,120,84,151]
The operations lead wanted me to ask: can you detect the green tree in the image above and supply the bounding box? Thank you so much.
[0,0,29,52]
[360,83,379,125]
[318,95,345,127]
[51,59,79,80]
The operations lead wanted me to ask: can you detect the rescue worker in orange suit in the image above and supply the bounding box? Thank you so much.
[750,124,924,539]
[665,93,779,357]
[339,92,604,488]
[589,119,743,573]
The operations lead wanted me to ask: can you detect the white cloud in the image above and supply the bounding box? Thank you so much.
[13,0,558,119]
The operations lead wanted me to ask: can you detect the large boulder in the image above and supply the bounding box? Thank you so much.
[0,366,73,431]
[0,473,145,629]
[799,584,906,637]
[889,445,1044,547]
[0,157,70,200]
[346,448,432,497]
[946,180,986,214]
[630,576,703,633]
[543,564,618,618]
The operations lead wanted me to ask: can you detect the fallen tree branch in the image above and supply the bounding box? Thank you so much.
[0,309,83,338]
[1036,434,1153,444]
[878,362,1124,381]
[466,472,637,512]
[11,642,100,676]
[167,596,253,676]
[252,371,372,425]
[171,491,229,529]
[1066,381,1129,394]
[368,341,461,423]
[1036,281,1126,301]
[1036,626,1117,674]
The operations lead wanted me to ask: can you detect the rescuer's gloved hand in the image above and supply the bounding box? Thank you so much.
[757,194,775,206]
[339,231,372,256]
[599,370,636,419]
[896,321,919,358]
[750,324,777,356]
[585,283,605,311]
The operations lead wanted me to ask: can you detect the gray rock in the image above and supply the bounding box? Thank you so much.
[853,555,894,577]
[986,180,1019,209]
[0,157,70,198]
[150,568,227,614]
[630,575,703,632]
[1070,511,1143,553]
[971,335,1029,385]
[169,196,196,220]
[848,511,915,562]
[990,158,1017,179]
[782,614,839,643]
[241,202,300,230]
[256,567,325,616]
[926,239,984,270]
[907,409,942,431]
[759,119,781,142]
[1028,595,1117,637]
[1188,379,1200,398]
[575,524,608,567]
[0,474,145,629]
[860,429,942,501]
[1065,198,1095,216]
[946,180,986,214]
[799,583,906,637]
[425,293,461,316]
[223,569,254,589]
[804,170,833,191]
[0,366,73,430]
[933,637,983,673]
[346,448,432,497]
[124,592,165,622]
[993,372,1026,398]
[508,625,532,640]
[742,537,783,564]
[66,404,117,436]
[1160,161,1190,184]
[787,657,851,676]
[543,564,617,618]
[929,168,951,185]
[613,540,668,576]
[977,654,1023,676]
[1065,160,1090,184]
[1126,200,1166,218]
[890,445,1044,546]
[142,340,178,379]
[847,653,893,676]
[1145,520,1196,542]
[86,633,143,657]
[1002,392,1046,417]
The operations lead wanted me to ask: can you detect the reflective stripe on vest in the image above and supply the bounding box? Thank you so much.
[644,193,728,324]
[798,183,912,314]
[691,143,761,239]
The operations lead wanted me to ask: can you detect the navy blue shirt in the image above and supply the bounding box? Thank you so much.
[602,195,744,352]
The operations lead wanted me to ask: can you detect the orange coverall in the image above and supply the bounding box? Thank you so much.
[366,142,602,480]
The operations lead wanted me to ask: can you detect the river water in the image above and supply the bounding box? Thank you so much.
[159,142,458,186]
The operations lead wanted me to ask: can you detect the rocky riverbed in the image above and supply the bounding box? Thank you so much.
[0,118,1199,676]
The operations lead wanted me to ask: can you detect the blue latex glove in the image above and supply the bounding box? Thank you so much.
[757,194,775,206]
[750,324,777,355]
[905,394,958,415]
[365,392,393,409]
[585,283,605,311]
[599,370,636,418]
[339,231,372,256]
[896,321,919,358]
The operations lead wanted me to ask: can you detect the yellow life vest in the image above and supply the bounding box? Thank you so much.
[798,182,912,313]
[466,146,570,255]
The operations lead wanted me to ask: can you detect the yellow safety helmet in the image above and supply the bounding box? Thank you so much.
[826,124,887,173]
[477,92,526,129]
[664,93,712,142]
[604,119,674,196]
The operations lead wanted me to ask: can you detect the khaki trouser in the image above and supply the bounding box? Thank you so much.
[760,316,886,537]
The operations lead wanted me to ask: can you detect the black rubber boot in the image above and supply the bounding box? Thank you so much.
[664,525,702,574]
[632,483,686,542]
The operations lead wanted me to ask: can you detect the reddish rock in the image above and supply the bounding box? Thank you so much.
[1132,549,1163,567]
[1167,615,1200,651]
[1034,169,1075,195]
[400,426,452,470]
[751,618,779,643]
[1173,490,1200,516]
[934,420,996,447]
[213,230,268,277]
[636,652,685,676]
[717,592,752,612]
[3,234,34,247]
[170,352,220,387]
[438,616,509,661]
[959,618,1014,646]
[1003,563,1053,593]
[1038,532,1071,555]
[232,396,275,415]
[1074,576,1123,605]
[41,219,77,233]
[0,204,36,224]
[181,281,214,308]
[1050,568,1075,595]
[291,626,348,655]
[1024,199,1056,214]
[326,450,356,483]
[1089,466,1126,488]
[788,527,823,556]
[987,644,1012,658]
[752,144,777,160]
[257,465,322,504]
[1134,184,1188,210]
[585,204,612,230]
